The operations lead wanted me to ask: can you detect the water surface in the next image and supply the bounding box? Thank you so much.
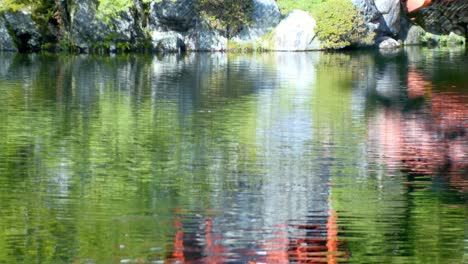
[0,48,466,263]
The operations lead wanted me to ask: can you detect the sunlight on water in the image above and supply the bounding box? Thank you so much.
[0,48,466,263]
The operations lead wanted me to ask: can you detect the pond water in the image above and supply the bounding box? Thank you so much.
[0,47,466,264]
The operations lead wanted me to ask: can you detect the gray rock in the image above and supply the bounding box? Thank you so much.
[352,0,385,33]
[149,0,196,32]
[71,0,109,50]
[151,31,186,52]
[71,0,142,51]
[267,10,320,51]
[3,11,41,51]
[235,0,281,42]
[403,25,426,45]
[0,16,17,51]
[111,11,137,42]
[377,36,401,49]
[374,0,401,36]
[184,20,227,51]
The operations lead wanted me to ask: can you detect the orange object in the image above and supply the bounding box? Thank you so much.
[406,0,432,13]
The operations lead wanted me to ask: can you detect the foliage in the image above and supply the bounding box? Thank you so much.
[314,0,374,49]
[0,0,55,22]
[276,0,325,16]
[194,0,253,37]
[419,32,466,47]
[276,0,374,49]
[96,0,134,22]
[0,0,32,12]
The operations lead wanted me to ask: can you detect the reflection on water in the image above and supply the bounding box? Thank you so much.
[0,48,466,264]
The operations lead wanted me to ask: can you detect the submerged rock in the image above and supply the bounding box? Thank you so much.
[266,10,320,51]
[235,0,281,42]
[0,16,17,51]
[3,11,41,51]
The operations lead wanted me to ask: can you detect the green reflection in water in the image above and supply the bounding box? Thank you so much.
[0,49,466,264]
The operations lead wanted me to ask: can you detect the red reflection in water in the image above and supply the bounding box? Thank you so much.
[372,69,467,184]
[165,211,346,264]
[165,217,227,264]
[203,217,227,264]
[286,211,345,264]
[170,218,186,263]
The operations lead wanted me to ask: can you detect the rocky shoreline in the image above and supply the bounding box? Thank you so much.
[0,0,465,53]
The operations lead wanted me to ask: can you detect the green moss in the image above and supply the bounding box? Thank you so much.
[40,42,56,51]
[96,0,153,23]
[58,37,71,51]
[227,40,256,52]
[0,0,31,12]
[258,30,275,51]
[90,42,111,54]
[116,42,131,52]
[419,32,466,47]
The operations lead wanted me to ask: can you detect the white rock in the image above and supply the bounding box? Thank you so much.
[269,10,320,51]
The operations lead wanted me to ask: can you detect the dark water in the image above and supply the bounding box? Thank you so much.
[0,47,466,264]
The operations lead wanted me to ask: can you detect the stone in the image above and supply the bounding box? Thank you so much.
[403,25,427,45]
[3,11,41,51]
[184,20,227,51]
[352,0,385,33]
[149,0,196,32]
[235,0,281,42]
[374,0,401,36]
[267,10,320,51]
[71,0,110,51]
[70,0,142,52]
[0,16,17,51]
[377,36,401,49]
[151,31,186,52]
